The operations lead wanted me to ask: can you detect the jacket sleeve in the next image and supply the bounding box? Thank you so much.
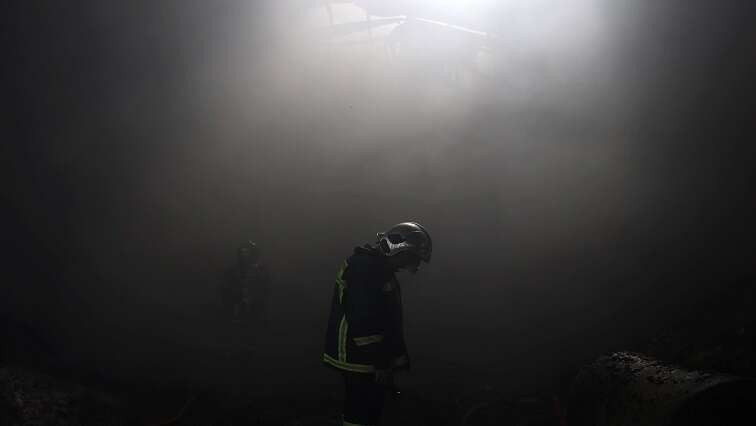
[381,280,410,371]
[343,265,392,369]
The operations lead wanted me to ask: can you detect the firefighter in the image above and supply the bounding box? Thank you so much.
[323,222,432,426]
[220,241,270,323]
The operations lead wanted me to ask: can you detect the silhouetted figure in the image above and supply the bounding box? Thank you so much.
[323,222,432,426]
[220,241,270,324]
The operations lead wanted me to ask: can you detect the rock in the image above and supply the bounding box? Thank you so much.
[0,366,128,426]
[568,351,756,426]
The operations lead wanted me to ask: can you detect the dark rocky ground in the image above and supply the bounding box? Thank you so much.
[2,277,753,425]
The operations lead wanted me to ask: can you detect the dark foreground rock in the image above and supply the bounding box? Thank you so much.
[569,351,756,426]
[0,366,128,426]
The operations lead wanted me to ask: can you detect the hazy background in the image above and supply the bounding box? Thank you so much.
[4,0,755,401]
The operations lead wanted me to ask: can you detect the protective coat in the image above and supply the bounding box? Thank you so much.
[323,245,409,373]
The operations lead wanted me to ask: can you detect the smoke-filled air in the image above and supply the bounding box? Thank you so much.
[4,1,755,425]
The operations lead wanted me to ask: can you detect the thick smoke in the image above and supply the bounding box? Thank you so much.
[5,0,754,396]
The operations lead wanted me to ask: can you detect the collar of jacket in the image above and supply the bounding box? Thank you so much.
[353,243,400,276]
[354,243,382,256]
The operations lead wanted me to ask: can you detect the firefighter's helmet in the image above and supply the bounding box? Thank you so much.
[237,240,260,264]
[377,222,432,263]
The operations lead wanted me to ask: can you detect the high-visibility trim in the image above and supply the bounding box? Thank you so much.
[338,315,348,361]
[353,334,384,346]
[336,260,348,304]
[323,353,375,373]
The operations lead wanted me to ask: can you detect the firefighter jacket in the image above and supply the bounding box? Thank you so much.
[323,244,409,374]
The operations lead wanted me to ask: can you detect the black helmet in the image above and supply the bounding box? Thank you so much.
[237,241,260,264]
[377,222,432,263]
